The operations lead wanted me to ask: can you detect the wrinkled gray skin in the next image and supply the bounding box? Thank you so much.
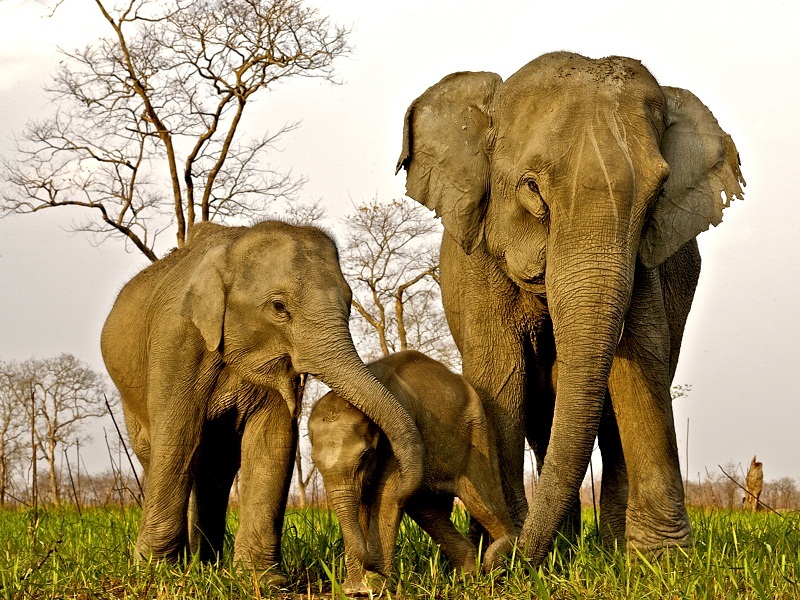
[397,52,744,564]
[309,351,517,595]
[101,221,423,585]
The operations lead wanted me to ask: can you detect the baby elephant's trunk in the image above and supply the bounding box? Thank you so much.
[327,487,369,566]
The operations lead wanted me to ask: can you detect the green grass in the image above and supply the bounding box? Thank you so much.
[0,506,798,598]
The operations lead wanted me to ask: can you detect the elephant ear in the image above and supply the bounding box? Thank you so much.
[180,245,228,352]
[396,71,502,254]
[639,86,745,268]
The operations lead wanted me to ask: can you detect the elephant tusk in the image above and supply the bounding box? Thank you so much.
[295,373,307,418]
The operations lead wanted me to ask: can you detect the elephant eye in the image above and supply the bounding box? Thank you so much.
[520,176,548,224]
[272,300,289,316]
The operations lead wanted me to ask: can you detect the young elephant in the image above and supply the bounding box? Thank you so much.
[101,221,422,586]
[309,350,517,594]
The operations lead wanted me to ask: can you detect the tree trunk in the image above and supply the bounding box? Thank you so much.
[48,438,60,507]
[0,453,6,507]
[743,455,763,511]
[30,388,38,512]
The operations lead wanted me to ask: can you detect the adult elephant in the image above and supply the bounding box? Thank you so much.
[397,52,744,564]
[101,221,423,584]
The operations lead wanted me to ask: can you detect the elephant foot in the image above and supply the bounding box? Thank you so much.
[134,536,186,564]
[482,535,516,572]
[626,523,693,557]
[253,566,289,590]
[598,511,627,550]
[456,549,479,575]
[343,570,388,597]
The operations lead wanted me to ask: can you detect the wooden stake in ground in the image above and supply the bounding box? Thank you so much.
[743,455,763,511]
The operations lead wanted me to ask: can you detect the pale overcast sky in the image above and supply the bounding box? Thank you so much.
[0,0,798,481]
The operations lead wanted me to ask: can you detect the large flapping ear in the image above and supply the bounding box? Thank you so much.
[179,245,228,352]
[639,86,745,268]
[396,71,502,254]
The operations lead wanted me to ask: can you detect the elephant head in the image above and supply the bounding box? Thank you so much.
[180,221,423,498]
[308,390,381,569]
[398,53,743,560]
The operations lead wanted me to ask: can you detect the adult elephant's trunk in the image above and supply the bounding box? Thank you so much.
[520,237,636,564]
[297,321,424,500]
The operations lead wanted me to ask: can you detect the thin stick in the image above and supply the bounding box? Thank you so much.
[76,441,81,504]
[103,430,122,506]
[63,447,82,516]
[684,418,689,493]
[104,430,141,508]
[104,395,143,498]
[78,452,101,507]
[30,385,38,532]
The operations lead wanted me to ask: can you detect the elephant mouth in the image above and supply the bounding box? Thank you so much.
[264,359,305,418]
[500,253,547,295]
[514,274,547,295]
[282,371,306,419]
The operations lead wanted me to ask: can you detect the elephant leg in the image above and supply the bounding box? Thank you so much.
[364,466,404,578]
[136,384,205,560]
[458,331,527,554]
[455,467,519,571]
[441,239,529,530]
[461,338,528,530]
[342,501,383,597]
[608,264,691,552]
[405,492,477,572]
[234,392,295,586]
[188,413,240,562]
[122,404,150,476]
[461,337,526,556]
[597,393,628,548]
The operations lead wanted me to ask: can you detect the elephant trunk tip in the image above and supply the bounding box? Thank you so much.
[395,435,425,499]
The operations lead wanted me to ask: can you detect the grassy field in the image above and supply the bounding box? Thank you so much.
[1,505,798,599]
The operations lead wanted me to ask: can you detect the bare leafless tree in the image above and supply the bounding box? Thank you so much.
[0,362,27,506]
[340,197,458,368]
[1,0,349,260]
[762,476,800,510]
[0,355,109,506]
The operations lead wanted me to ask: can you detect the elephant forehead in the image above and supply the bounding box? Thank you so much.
[311,436,346,469]
[495,55,662,141]
[514,52,656,88]
[311,426,369,472]
[229,242,349,304]
[230,223,339,270]
[492,91,665,196]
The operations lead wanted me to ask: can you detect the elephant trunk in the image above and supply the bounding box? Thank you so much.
[328,487,369,566]
[297,321,424,500]
[520,240,636,563]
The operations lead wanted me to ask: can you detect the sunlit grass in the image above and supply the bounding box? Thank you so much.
[0,505,797,598]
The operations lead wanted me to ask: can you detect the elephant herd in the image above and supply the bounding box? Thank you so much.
[101,52,744,592]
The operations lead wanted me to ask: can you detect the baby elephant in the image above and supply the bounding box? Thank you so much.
[309,350,517,594]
